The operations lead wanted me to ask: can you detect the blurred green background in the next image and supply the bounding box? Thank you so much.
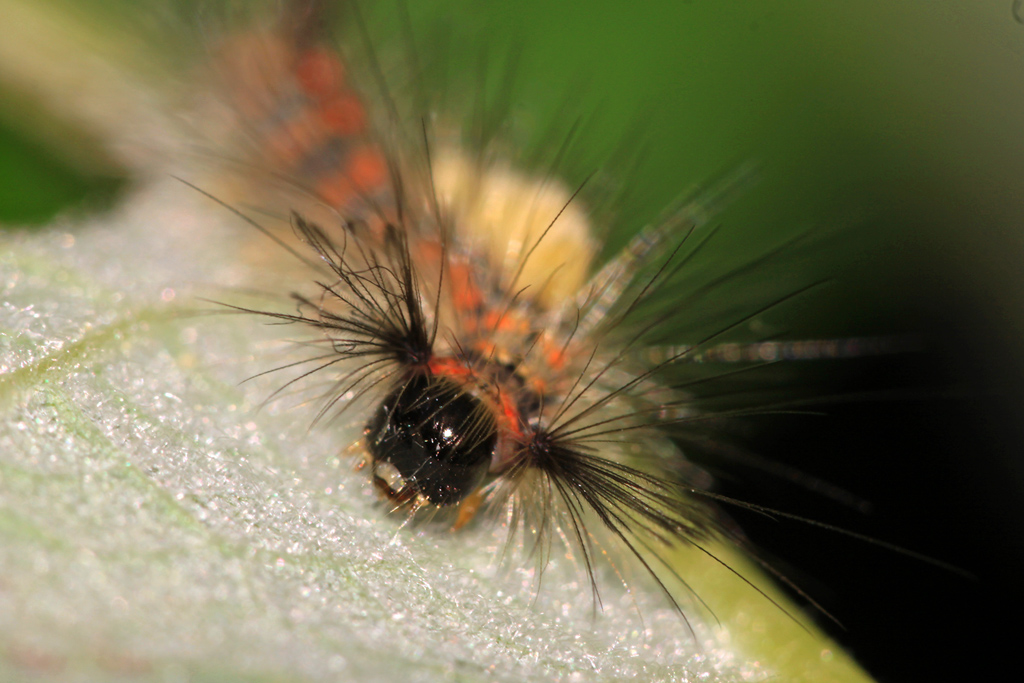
[1,1,1021,681]
[6,1,1024,335]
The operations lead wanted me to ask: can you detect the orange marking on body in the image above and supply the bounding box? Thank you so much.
[427,357,524,440]
[415,242,483,313]
[319,93,367,135]
[482,310,502,330]
[481,310,530,338]
[497,392,525,439]
[545,347,566,371]
[450,262,484,311]
[537,335,567,372]
[428,357,474,380]
[295,47,346,99]
[346,146,388,192]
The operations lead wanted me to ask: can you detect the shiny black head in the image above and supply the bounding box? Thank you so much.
[366,374,497,506]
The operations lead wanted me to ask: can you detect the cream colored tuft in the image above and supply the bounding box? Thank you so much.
[432,149,597,309]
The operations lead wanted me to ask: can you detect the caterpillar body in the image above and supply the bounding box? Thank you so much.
[2,1,979,682]
[197,3,887,682]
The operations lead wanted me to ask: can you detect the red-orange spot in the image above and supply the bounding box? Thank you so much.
[427,356,474,380]
[481,310,529,335]
[545,348,566,371]
[295,47,346,98]
[539,335,567,372]
[346,146,388,192]
[320,93,366,135]
[497,393,525,439]
[451,262,483,312]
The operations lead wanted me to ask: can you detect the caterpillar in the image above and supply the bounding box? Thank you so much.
[0,2,993,682]
[190,2,929,681]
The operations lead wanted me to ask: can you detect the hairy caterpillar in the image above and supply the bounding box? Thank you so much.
[0,2,1009,682]
[187,2,962,681]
